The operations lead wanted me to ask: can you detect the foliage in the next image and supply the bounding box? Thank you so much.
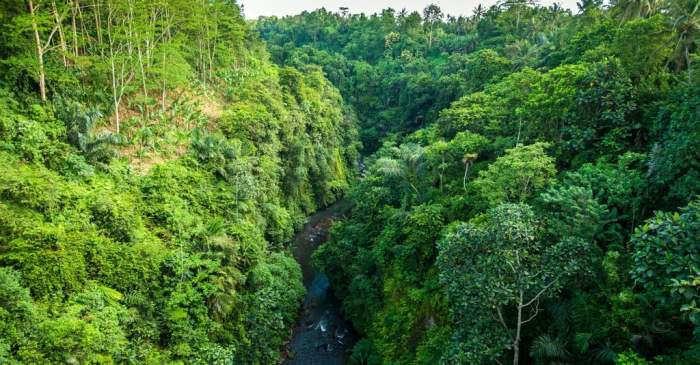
[0,0,358,363]
[2,0,700,364]
[473,142,556,206]
[438,203,593,364]
[631,199,700,328]
[267,1,700,364]
[616,350,651,365]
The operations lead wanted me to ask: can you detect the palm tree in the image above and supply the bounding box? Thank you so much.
[498,0,540,31]
[58,99,120,166]
[577,0,603,13]
[473,3,485,21]
[577,0,604,22]
[616,0,663,21]
[668,0,700,82]
[462,153,478,193]
[209,267,240,320]
[375,143,425,195]
[505,38,538,66]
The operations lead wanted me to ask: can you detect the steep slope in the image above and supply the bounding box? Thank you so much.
[0,1,359,363]
[259,4,700,365]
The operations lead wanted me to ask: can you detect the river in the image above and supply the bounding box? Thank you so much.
[281,200,357,365]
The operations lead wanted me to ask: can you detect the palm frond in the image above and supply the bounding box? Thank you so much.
[531,334,569,363]
[375,157,404,177]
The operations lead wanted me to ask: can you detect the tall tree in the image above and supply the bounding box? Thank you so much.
[26,0,64,102]
[668,0,700,82]
[423,4,443,49]
[616,0,663,21]
[438,203,593,365]
[51,1,68,66]
[69,0,79,57]
[105,0,135,133]
[499,0,539,31]
[375,143,426,196]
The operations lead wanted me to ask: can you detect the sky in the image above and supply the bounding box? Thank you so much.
[240,0,581,19]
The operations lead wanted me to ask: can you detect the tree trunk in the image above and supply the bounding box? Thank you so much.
[160,41,166,112]
[137,44,148,119]
[205,21,214,83]
[463,161,471,193]
[686,46,692,83]
[114,99,121,133]
[439,156,445,192]
[71,0,79,57]
[93,0,103,55]
[107,0,120,133]
[161,11,171,113]
[161,51,166,112]
[110,55,120,134]
[428,25,433,49]
[28,0,47,102]
[199,40,206,88]
[52,1,68,66]
[513,291,523,365]
[76,0,91,51]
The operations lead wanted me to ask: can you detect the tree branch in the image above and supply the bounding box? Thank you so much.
[42,24,60,51]
[42,6,70,51]
[522,308,540,325]
[521,277,559,309]
[496,306,514,341]
[520,297,541,325]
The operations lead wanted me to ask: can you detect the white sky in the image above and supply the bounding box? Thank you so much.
[240,0,581,19]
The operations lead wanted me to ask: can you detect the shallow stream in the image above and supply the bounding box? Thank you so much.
[282,201,357,365]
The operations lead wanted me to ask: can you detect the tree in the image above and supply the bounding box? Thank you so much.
[498,0,539,31]
[538,184,606,241]
[0,267,35,355]
[375,143,425,196]
[26,0,65,102]
[438,203,593,365]
[668,0,700,82]
[616,350,651,365]
[577,0,603,13]
[630,199,700,327]
[473,3,485,21]
[105,0,135,133]
[425,140,450,192]
[473,142,556,206]
[69,0,79,57]
[616,0,662,21]
[449,131,488,192]
[423,4,443,49]
[460,49,513,94]
[648,86,700,207]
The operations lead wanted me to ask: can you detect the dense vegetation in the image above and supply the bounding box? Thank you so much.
[258,1,700,364]
[2,0,700,364]
[0,0,358,363]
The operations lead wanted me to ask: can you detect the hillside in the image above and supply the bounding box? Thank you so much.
[2,1,700,364]
[258,2,700,364]
[0,1,358,363]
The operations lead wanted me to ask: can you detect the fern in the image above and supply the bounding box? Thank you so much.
[56,98,120,166]
[531,334,570,364]
[375,157,403,177]
[589,340,617,365]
